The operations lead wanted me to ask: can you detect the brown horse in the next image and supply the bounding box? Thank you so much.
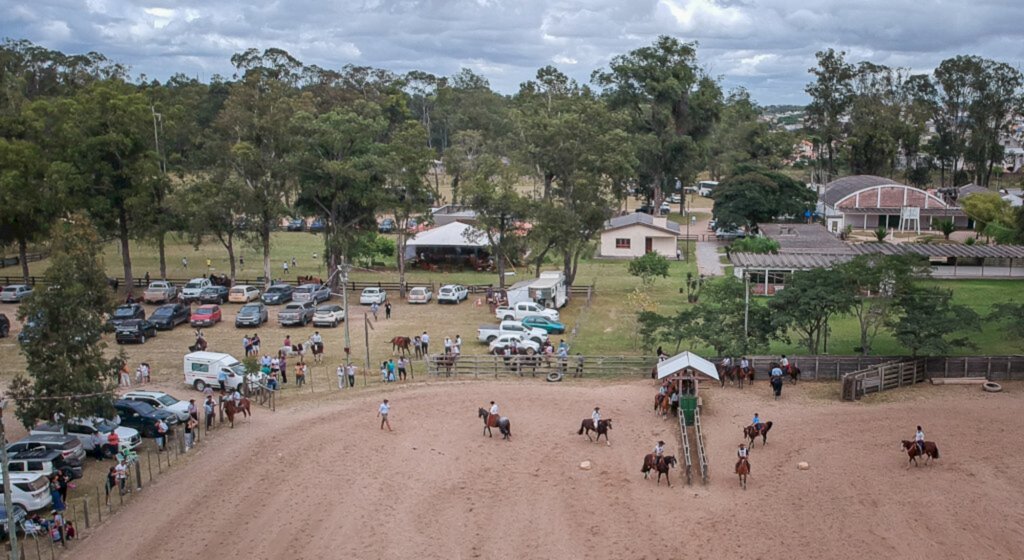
[433,354,458,376]
[742,365,756,385]
[901,440,940,467]
[641,454,676,486]
[390,336,411,355]
[478,408,511,440]
[743,421,773,448]
[717,363,735,387]
[224,397,251,428]
[578,419,612,444]
[788,365,801,384]
[736,457,750,490]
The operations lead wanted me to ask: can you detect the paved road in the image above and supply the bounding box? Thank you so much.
[695,241,726,277]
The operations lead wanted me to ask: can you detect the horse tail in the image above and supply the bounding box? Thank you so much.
[578,421,585,435]
[932,444,940,459]
[764,421,773,433]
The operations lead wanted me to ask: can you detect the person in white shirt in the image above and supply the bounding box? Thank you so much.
[346,364,356,387]
[591,407,601,428]
[444,337,453,354]
[653,441,665,459]
[915,426,925,456]
[780,355,790,373]
[337,365,346,389]
[740,357,750,374]
[736,443,749,473]
[378,399,392,431]
[455,335,462,352]
[489,401,499,416]
[421,332,430,355]
[311,332,323,352]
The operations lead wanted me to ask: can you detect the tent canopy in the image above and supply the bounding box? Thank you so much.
[404,222,489,260]
[657,351,719,381]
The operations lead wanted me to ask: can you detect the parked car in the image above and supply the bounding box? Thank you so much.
[107,303,145,328]
[235,303,269,328]
[190,304,222,327]
[407,286,432,304]
[406,218,419,231]
[184,352,252,392]
[292,283,330,304]
[278,302,315,326]
[6,434,86,468]
[0,503,29,533]
[0,313,10,338]
[0,284,32,303]
[31,418,142,454]
[312,304,345,327]
[7,448,83,480]
[378,218,395,233]
[150,303,190,330]
[199,285,230,304]
[114,319,158,344]
[286,219,305,232]
[521,315,566,334]
[659,201,672,215]
[261,284,294,305]
[228,285,261,303]
[477,320,548,344]
[495,301,560,322]
[0,473,52,514]
[309,219,325,233]
[488,334,540,355]
[437,284,469,304]
[122,391,192,422]
[715,227,747,241]
[181,278,213,303]
[113,399,178,437]
[668,193,681,203]
[143,281,178,304]
[360,287,387,305]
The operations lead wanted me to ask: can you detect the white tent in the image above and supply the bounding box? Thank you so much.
[404,222,489,260]
[657,351,719,381]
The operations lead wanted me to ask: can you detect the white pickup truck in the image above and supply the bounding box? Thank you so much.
[477,320,549,345]
[494,301,560,322]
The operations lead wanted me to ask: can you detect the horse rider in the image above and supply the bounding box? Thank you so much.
[780,355,790,374]
[721,355,733,370]
[740,356,750,375]
[915,425,925,456]
[489,401,499,417]
[770,363,784,379]
[736,443,749,472]
[653,440,665,460]
[658,381,669,396]
[592,406,601,428]
[752,413,763,433]
[231,388,242,408]
[310,331,323,352]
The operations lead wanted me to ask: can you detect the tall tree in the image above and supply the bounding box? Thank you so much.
[10,219,120,428]
[594,36,721,208]
[889,286,980,356]
[835,254,928,355]
[712,166,817,230]
[805,49,855,181]
[463,154,532,289]
[382,121,433,296]
[173,174,251,280]
[0,137,57,282]
[769,267,855,354]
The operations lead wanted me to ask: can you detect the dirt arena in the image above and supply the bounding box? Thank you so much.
[66,380,1023,560]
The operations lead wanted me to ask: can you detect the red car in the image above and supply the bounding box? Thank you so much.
[190,305,222,327]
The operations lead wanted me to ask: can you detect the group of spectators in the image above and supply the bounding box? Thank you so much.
[118,361,150,387]
[379,356,412,383]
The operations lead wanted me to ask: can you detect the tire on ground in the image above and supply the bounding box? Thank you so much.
[983,382,1002,393]
[546,371,564,383]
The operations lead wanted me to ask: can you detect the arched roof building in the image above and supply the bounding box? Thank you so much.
[820,175,967,233]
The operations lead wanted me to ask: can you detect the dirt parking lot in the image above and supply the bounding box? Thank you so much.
[64,379,1024,560]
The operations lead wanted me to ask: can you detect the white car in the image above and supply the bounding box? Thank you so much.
[313,304,345,327]
[122,390,192,422]
[31,418,142,453]
[1,473,52,514]
[228,285,261,303]
[488,334,540,355]
[0,284,32,303]
[407,286,432,304]
[360,287,387,305]
[181,278,213,302]
[437,284,469,304]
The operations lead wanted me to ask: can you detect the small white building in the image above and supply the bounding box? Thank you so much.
[598,213,681,259]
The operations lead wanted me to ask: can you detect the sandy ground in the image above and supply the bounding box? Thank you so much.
[63,379,1023,560]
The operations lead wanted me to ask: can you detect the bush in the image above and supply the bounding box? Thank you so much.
[874,227,889,243]
[730,236,780,254]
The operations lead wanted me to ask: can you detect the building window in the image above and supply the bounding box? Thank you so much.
[615,238,631,249]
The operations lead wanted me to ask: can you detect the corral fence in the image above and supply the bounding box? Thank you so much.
[692,406,709,484]
[731,355,1024,381]
[840,359,926,401]
[0,252,46,270]
[677,408,693,486]
[425,354,656,378]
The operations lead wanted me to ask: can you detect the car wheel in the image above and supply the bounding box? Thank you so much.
[13,505,26,519]
[140,335,146,344]
[503,315,514,321]
[194,380,207,392]
[487,336,497,343]
[526,348,536,355]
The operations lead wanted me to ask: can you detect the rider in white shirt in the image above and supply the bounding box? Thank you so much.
[654,441,665,459]
[915,426,925,455]
[489,401,499,416]
[740,357,750,373]
[311,332,323,344]
[736,443,749,472]
[591,407,601,428]
[231,390,242,405]
[780,355,790,373]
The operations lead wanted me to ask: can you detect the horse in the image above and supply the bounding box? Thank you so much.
[307,340,325,364]
[223,397,251,428]
[654,390,675,419]
[788,365,801,384]
[901,440,940,467]
[433,354,458,377]
[390,336,412,356]
[478,408,511,440]
[736,457,750,490]
[743,365,756,386]
[771,375,783,399]
[743,421,773,448]
[188,334,208,352]
[717,363,735,387]
[641,454,676,486]
[578,419,612,444]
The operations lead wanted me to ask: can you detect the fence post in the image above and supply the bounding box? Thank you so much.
[83,498,90,529]
[96,486,103,522]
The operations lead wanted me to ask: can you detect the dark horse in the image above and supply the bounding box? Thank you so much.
[736,457,750,490]
[390,336,412,355]
[717,363,736,387]
[223,397,251,428]
[433,354,458,376]
[641,454,676,486]
[788,365,801,384]
[742,365,756,386]
[901,440,940,467]
[478,408,511,440]
[771,375,783,399]
[743,421,774,448]
[578,419,612,444]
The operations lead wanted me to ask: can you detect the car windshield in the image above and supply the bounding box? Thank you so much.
[195,308,214,315]
[295,286,312,293]
[92,420,118,432]
[152,308,172,317]
[156,395,178,406]
[228,363,247,376]
[1,287,17,293]
[185,281,203,289]
[240,305,260,315]
[317,306,341,313]
[267,286,287,294]
[112,307,135,317]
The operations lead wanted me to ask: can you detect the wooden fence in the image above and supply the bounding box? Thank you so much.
[425,354,655,378]
[677,408,693,486]
[840,359,926,401]
[0,252,46,269]
[693,406,709,484]
[735,355,1024,381]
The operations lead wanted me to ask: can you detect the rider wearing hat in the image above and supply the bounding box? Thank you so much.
[653,441,665,459]
[915,425,925,456]
[752,412,763,433]
[736,443,749,472]
[591,406,601,428]
[489,401,499,416]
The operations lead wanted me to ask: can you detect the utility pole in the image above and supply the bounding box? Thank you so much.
[363,313,373,386]
[744,271,750,340]
[1,400,18,560]
[326,261,353,366]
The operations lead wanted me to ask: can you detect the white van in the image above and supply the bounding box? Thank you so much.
[184,351,248,392]
[1,473,53,513]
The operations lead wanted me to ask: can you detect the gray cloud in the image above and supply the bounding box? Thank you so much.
[2,0,1023,104]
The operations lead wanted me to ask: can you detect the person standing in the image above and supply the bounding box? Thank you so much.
[378,399,392,431]
[413,336,422,358]
[252,333,261,354]
[397,357,407,381]
[283,261,290,275]
[119,363,131,387]
[295,361,307,387]
[443,336,452,355]
[574,353,585,377]
[421,331,430,355]
[347,363,356,387]
[184,417,196,451]
[204,396,216,430]
[371,302,380,321]
[155,419,168,452]
[337,364,346,389]
[243,335,252,357]
[454,334,463,353]
[205,257,212,271]
[239,255,244,269]
[385,301,392,319]
[217,368,227,393]
[187,399,198,422]
[279,352,288,383]
[181,256,188,270]
[115,459,128,495]
[105,467,116,505]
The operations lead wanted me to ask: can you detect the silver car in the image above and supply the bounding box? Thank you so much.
[0,285,32,303]
[292,283,331,304]
[278,302,316,326]
[313,304,345,327]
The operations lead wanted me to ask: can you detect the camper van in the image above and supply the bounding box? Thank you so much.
[183,351,249,392]
[529,271,568,309]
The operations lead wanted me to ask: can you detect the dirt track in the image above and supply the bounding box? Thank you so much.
[67,380,1023,560]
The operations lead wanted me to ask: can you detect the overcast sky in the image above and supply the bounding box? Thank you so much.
[4,0,1024,105]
